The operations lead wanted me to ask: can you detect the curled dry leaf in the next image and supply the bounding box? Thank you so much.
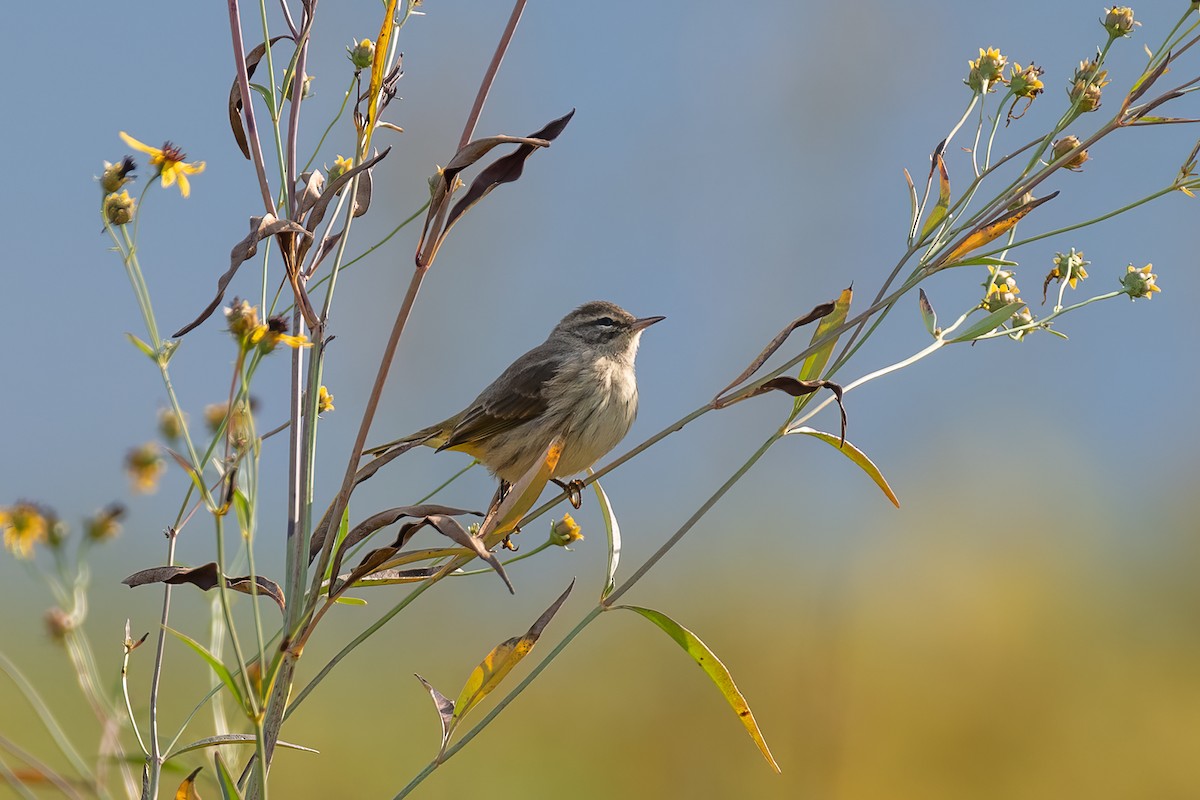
[122,563,286,613]
[339,513,511,596]
[416,110,576,267]
[415,675,456,758]
[296,170,325,217]
[173,214,310,337]
[323,503,482,578]
[228,36,292,160]
[714,299,838,401]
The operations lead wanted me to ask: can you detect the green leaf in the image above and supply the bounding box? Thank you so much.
[918,290,938,337]
[450,581,574,735]
[944,256,1018,268]
[165,626,248,715]
[948,301,1026,343]
[333,596,367,606]
[165,734,317,763]
[212,753,243,800]
[798,285,852,383]
[126,332,157,361]
[590,476,621,601]
[784,427,900,507]
[618,606,781,773]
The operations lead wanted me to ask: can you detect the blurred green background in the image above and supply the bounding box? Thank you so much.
[3,1,1199,797]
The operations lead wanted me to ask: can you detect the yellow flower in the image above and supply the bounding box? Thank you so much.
[125,442,166,494]
[254,316,311,353]
[983,267,1021,311]
[1069,58,1110,113]
[1121,263,1161,299]
[1,502,49,559]
[119,132,206,197]
[1009,62,1044,99]
[318,385,335,414]
[86,503,126,542]
[326,154,353,184]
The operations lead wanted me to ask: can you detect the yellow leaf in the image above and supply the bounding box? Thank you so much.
[175,766,203,800]
[799,285,853,383]
[364,0,399,152]
[450,582,574,731]
[619,605,781,773]
[919,154,951,239]
[942,191,1058,265]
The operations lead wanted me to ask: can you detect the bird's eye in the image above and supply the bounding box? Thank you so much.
[595,316,616,327]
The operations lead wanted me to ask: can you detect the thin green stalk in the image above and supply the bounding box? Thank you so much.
[285,580,437,717]
[255,0,288,214]
[394,605,605,798]
[0,754,38,800]
[398,432,780,796]
[0,654,92,782]
[302,75,357,174]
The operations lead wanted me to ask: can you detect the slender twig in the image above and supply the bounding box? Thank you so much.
[0,734,82,800]
[458,0,527,149]
[0,654,91,782]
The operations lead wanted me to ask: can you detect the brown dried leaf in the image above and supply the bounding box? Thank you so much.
[296,170,325,216]
[122,563,286,613]
[415,674,455,758]
[416,110,576,267]
[229,36,291,160]
[173,214,310,337]
[732,377,848,445]
[296,148,390,266]
[715,300,838,400]
[326,504,482,579]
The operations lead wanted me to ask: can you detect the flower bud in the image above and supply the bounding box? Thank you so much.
[86,503,126,542]
[100,156,137,193]
[1102,6,1138,38]
[44,608,76,641]
[966,47,1008,93]
[104,190,136,226]
[1052,136,1090,171]
[549,513,583,547]
[348,38,375,70]
[1121,263,1160,299]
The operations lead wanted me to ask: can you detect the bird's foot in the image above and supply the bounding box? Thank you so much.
[553,479,585,509]
[501,527,520,551]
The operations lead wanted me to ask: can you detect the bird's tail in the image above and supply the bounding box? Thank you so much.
[363,422,448,458]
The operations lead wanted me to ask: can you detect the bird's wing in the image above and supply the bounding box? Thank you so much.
[440,352,559,450]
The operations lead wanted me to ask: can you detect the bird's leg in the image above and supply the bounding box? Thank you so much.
[490,480,521,551]
[552,479,584,509]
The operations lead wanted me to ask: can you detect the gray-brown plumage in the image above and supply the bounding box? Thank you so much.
[365,301,663,484]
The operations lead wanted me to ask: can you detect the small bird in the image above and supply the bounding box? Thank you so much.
[365,301,663,492]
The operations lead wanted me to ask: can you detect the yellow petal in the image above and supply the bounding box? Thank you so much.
[181,160,206,175]
[119,131,161,157]
[175,170,191,198]
[160,166,178,191]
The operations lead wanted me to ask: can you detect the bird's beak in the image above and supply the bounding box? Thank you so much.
[631,315,665,332]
